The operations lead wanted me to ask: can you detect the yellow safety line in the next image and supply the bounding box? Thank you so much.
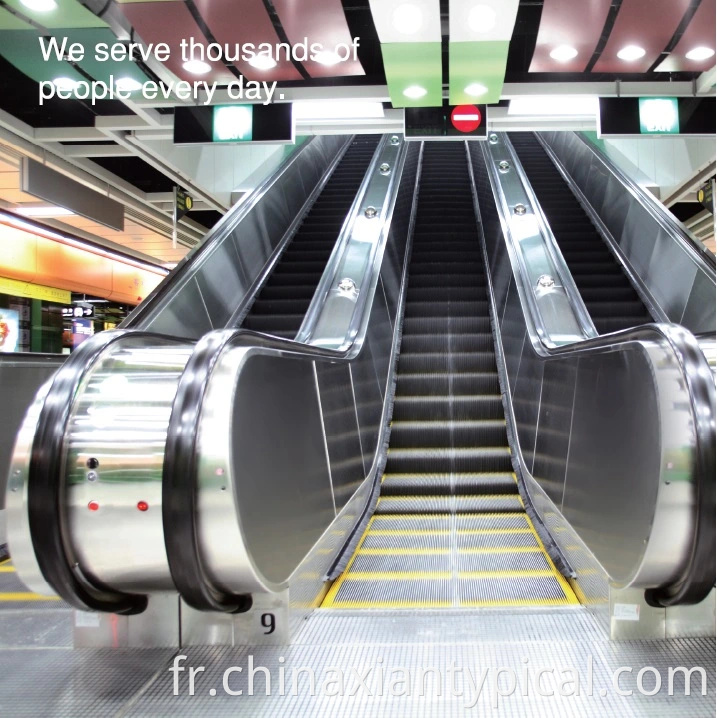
[0,593,60,601]
[371,512,528,520]
[342,572,452,580]
[329,600,454,609]
[457,570,556,579]
[0,566,16,573]
[356,546,544,556]
[460,598,574,608]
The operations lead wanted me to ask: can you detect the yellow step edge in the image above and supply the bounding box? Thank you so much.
[342,572,452,580]
[0,566,16,573]
[460,598,575,608]
[456,570,557,579]
[371,512,528,520]
[325,600,454,609]
[0,593,60,601]
[377,495,522,502]
[366,528,534,536]
[356,546,544,556]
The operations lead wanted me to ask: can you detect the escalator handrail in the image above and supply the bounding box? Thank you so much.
[23,329,175,614]
[572,131,716,274]
[121,134,347,329]
[472,141,715,605]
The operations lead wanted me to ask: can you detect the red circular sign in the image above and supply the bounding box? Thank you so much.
[451,104,482,133]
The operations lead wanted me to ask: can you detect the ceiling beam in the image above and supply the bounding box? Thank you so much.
[662,160,716,207]
[62,144,134,158]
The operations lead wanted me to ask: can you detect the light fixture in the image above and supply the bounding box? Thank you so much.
[293,101,385,120]
[403,85,427,99]
[313,50,342,66]
[115,77,143,92]
[53,77,80,91]
[550,45,578,62]
[464,82,488,97]
[508,96,598,116]
[19,0,57,11]
[183,59,211,75]
[392,3,423,35]
[16,205,74,217]
[617,45,646,61]
[248,54,277,70]
[213,105,253,142]
[468,4,497,34]
[685,47,715,61]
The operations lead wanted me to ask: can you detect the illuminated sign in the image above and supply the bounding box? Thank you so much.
[639,97,679,135]
[0,276,71,304]
[405,102,488,141]
[174,104,294,144]
[213,105,253,142]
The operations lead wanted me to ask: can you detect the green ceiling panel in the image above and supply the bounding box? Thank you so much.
[0,7,33,30]
[449,41,510,106]
[382,42,443,108]
[2,0,106,29]
[0,29,86,85]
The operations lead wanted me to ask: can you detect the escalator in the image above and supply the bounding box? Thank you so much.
[242,135,380,338]
[322,142,577,609]
[509,133,653,334]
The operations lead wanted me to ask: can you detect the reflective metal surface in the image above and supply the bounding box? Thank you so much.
[538,131,716,335]
[482,133,595,347]
[469,142,715,602]
[297,134,406,351]
[123,134,351,337]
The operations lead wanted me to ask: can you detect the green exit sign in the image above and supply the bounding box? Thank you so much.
[213,105,254,143]
[639,97,680,135]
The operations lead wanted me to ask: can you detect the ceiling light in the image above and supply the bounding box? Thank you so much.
[115,77,143,92]
[53,77,80,91]
[19,0,57,11]
[313,50,342,66]
[403,85,427,99]
[550,45,578,62]
[293,101,385,120]
[468,4,497,34]
[392,3,423,35]
[465,83,488,97]
[248,54,277,70]
[685,47,715,61]
[183,59,211,75]
[16,205,74,217]
[617,45,646,61]
[508,96,598,116]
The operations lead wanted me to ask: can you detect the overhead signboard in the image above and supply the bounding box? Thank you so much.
[698,180,714,216]
[405,102,488,141]
[174,104,294,145]
[598,97,715,137]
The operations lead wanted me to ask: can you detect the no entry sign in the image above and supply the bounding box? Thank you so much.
[451,105,483,133]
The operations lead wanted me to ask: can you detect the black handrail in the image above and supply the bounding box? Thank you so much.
[27,330,154,614]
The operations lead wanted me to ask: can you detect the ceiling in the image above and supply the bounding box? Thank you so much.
[0,0,713,263]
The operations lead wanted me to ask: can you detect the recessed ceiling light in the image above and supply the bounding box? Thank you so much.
[314,50,342,66]
[115,77,143,92]
[183,59,211,75]
[468,4,497,34]
[53,77,80,91]
[403,85,428,99]
[617,45,646,61]
[20,0,57,11]
[392,3,423,35]
[248,54,277,70]
[550,45,578,62]
[465,82,488,97]
[685,46,715,61]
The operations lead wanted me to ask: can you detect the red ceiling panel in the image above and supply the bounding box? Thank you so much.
[530,0,612,72]
[192,0,302,81]
[592,0,692,74]
[655,0,716,73]
[120,2,234,84]
[271,0,364,78]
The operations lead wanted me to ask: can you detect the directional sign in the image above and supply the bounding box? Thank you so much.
[451,105,483,133]
[405,102,488,141]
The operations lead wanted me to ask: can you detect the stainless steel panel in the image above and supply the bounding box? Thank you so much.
[539,130,716,335]
[682,274,717,330]
[315,362,364,512]
[127,135,349,337]
[145,276,213,339]
[511,346,544,475]
[350,345,384,475]
[232,354,335,586]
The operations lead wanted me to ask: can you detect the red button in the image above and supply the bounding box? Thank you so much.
[451,104,483,133]
[88,501,99,511]
[137,501,149,512]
